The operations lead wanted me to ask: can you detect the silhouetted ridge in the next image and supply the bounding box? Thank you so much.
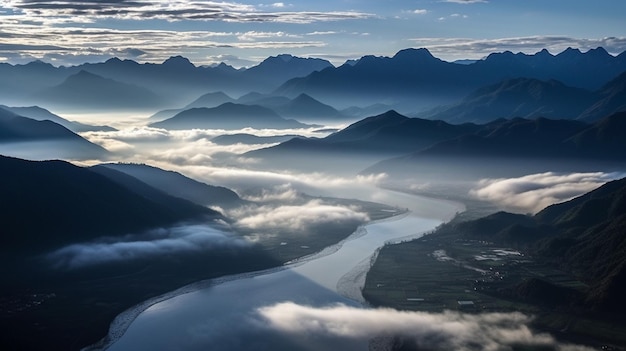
[0,156,212,255]
[0,110,109,159]
[96,163,242,208]
[35,69,163,109]
[150,102,309,130]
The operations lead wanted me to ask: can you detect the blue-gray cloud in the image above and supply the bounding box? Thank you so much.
[47,223,248,269]
[3,0,372,23]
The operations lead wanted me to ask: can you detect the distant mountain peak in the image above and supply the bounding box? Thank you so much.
[25,60,54,68]
[275,54,294,62]
[536,48,553,57]
[393,48,436,61]
[71,69,101,79]
[105,57,123,64]
[586,46,610,57]
[162,55,195,68]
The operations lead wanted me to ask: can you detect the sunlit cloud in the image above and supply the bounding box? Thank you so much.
[231,199,369,232]
[470,172,624,214]
[257,302,593,351]
[306,31,338,36]
[236,30,300,41]
[240,183,300,202]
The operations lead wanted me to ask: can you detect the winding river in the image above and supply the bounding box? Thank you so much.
[96,189,464,351]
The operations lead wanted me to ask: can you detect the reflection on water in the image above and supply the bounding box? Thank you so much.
[104,190,463,351]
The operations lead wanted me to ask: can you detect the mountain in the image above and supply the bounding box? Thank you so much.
[251,110,480,156]
[420,78,596,123]
[243,54,333,88]
[0,155,214,255]
[363,113,626,179]
[149,102,310,130]
[578,71,626,121]
[272,93,346,122]
[0,60,69,103]
[564,111,626,159]
[274,48,469,110]
[34,70,164,110]
[274,47,626,112]
[453,177,626,312]
[244,110,481,173]
[148,92,236,121]
[94,163,242,208]
[185,91,236,109]
[0,105,116,132]
[148,92,344,124]
[0,108,109,160]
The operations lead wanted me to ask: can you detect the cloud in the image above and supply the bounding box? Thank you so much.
[469,172,624,214]
[306,31,338,36]
[3,1,372,24]
[229,199,369,232]
[257,302,593,351]
[240,183,300,202]
[47,223,248,269]
[408,36,626,60]
[82,126,328,160]
[236,30,300,41]
[411,9,428,15]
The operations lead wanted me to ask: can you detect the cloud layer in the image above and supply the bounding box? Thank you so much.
[257,302,593,351]
[3,1,372,24]
[470,172,624,214]
[48,223,247,269]
[231,199,369,232]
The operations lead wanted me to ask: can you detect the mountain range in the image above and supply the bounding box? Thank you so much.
[0,54,334,107]
[364,111,626,179]
[150,92,346,123]
[274,47,626,112]
[33,70,165,110]
[418,71,626,123]
[246,109,626,178]
[2,47,625,115]
[149,102,311,130]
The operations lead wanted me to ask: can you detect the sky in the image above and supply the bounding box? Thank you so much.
[1,0,625,67]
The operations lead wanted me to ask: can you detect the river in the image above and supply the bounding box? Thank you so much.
[95,189,463,351]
